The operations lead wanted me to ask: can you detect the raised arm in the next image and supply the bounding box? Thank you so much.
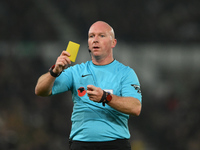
[35,51,71,96]
[35,72,56,96]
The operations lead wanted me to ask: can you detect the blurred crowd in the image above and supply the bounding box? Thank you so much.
[0,56,73,150]
[140,75,200,150]
[0,0,200,150]
[0,0,58,41]
[0,0,199,42]
[51,0,200,43]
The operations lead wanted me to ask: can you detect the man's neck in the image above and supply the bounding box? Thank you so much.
[92,56,114,66]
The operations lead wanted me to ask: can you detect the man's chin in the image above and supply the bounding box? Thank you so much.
[92,51,101,56]
[92,53,101,60]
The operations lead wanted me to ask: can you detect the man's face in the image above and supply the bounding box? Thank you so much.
[88,22,116,58]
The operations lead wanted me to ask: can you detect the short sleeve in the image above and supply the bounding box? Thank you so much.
[121,69,142,103]
[52,67,73,95]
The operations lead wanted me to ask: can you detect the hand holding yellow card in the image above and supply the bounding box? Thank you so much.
[66,41,80,62]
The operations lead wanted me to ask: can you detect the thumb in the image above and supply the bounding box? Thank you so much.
[87,85,95,91]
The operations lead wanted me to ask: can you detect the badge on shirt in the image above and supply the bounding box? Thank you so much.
[131,84,141,93]
[104,89,113,94]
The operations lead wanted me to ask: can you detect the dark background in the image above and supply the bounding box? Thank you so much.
[0,0,200,150]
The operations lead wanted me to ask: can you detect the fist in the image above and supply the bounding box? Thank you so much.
[54,51,71,73]
[87,85,103,102]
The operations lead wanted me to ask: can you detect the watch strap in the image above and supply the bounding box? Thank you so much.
[99,90,111,106]
[49,65,61,77]
[99,90,106,103]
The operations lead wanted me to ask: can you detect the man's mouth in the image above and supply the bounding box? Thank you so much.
[93,46,100,50]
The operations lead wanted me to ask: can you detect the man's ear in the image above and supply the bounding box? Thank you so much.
[112,39,117,48]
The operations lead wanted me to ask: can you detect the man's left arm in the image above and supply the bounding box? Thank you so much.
[107,95,141,116]
[87,85,141,116]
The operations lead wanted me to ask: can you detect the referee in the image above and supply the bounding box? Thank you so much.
[35,21,142,150]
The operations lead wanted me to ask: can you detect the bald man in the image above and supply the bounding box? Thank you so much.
[35,21,142,150]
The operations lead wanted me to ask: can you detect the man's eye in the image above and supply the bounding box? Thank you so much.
[89,35,94,38]
[100,35,105,37]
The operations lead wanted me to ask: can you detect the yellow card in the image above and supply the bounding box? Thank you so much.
[66,41,80,62]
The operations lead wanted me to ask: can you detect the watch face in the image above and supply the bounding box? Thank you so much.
[106,94,112,101]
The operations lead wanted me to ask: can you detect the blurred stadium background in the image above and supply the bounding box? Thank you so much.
[0,0,200,150]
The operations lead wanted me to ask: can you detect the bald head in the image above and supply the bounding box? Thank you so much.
[88,21,117,65]
[89,21,115,39]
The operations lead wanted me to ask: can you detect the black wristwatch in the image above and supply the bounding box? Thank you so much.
[49,65,61,77]
[99,90,112,106]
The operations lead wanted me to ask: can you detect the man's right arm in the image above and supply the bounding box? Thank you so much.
[35,51,71,97]
[35,72,56,96]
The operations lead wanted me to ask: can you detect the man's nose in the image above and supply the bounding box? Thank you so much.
[93,36,99,43]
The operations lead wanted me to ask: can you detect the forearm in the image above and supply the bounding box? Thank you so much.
[86,85,142,116]
[35,72,56,96]
[107,95,142,116]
